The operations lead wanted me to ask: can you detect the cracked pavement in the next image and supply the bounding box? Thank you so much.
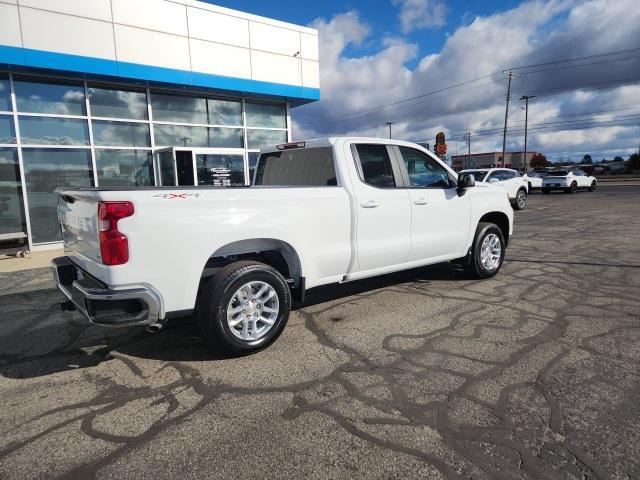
[1,186,639,479]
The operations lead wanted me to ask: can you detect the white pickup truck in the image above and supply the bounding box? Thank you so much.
[53,138,513,354]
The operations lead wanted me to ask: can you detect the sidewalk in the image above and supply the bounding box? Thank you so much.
[0,249,63,273]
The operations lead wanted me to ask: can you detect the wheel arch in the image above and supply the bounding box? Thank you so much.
[478,211,510,246]
[200,238,304,295]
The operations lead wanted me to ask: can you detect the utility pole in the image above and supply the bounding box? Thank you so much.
[520,95,535,172]
[501,69,520,167]
[385,122,394,139]
[467,131,471,168]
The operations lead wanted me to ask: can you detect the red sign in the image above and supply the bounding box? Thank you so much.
[435,132,447,157]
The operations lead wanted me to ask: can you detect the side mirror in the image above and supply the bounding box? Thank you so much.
[457,173,475,195]
[489,177,499,184]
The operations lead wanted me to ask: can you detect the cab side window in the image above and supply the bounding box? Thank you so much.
[399,147,452,188]
[354,144,396,188]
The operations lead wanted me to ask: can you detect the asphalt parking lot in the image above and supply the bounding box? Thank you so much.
[1,185,639,480]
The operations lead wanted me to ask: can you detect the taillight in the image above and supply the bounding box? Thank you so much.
[98,201,134,266]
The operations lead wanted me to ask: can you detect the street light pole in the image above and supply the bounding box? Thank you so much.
[520,95,535,172]
[501,69,520,167]
[385,122,394,139]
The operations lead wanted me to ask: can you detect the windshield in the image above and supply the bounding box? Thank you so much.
[547,170,568,176]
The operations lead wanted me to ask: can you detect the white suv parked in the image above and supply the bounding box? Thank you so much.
[542,169,597,194]
[459,168,529,210]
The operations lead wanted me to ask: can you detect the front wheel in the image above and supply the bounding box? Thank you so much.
[589,181,597,192]
[513,189,527,210]
[197,261,291,355]
[465,222,506,279]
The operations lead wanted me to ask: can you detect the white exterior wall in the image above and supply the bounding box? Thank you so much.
[0,0,320,90]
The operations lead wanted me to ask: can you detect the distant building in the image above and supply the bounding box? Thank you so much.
[451,152,537,171]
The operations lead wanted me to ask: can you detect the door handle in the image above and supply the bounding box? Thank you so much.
[413,198,429,205]
[360,200,379,208]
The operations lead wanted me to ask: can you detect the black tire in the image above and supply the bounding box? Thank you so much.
[197,261,291,355]
[464,222,506,279]
[513,188,527,210]
[565,182,577,194]
[589,181,597,192]
[542,188,550,194]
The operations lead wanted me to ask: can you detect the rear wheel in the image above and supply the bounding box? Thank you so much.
[465,222,506,279]
[513,189,527,210]
[565,182,577,194]
[197,261,291,355]
[589,181,597,192]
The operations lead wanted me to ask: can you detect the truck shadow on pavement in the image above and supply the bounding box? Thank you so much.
[0,262,466,379]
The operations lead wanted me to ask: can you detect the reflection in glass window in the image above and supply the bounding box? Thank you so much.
[22,148,93,243]
[196,154,245,186]
[0,148,26,235]
[150,93,207,124]
[255,148,336,186]
[246,129,287,149]
[14,78,85,116]
[153,124,208,148]
[245,102,286,128]
[209,128,244,148]
[92,120,151,147]
[355,144,396,188]
[208,98,242,125]
[248,152,259,184]
[19,116,89,145]
[399,147,451,188]
[88,86,148,120]
[0,75,10,111]
[0,115,16,144]
[96,150,154,187]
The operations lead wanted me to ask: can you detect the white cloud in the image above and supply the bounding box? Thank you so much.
[392,0,446,34]
[293,0,640,161]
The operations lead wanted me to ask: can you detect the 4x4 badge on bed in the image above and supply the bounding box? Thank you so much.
[152,193,202,199]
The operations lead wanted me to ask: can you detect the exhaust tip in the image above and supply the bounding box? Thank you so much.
[146,321,165,334]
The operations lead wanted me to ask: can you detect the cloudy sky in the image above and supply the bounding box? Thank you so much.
[214,0,640,162]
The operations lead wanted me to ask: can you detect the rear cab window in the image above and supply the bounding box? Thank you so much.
[353,144,398,188]
[254,147,337,186]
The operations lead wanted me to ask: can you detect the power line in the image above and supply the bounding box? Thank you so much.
[297,45,640,129]
[446,104,640,139]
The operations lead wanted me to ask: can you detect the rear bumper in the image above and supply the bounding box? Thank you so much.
[51,256,162,327]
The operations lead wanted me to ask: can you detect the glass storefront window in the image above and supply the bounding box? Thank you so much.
[22,148,93,243]
[208,98,242,126]
[92,120,151,147]
[151,93,207,124]
[247,129,287,150]
[19,116,89,145]
[153,124,208,148]
[0,148,26,235]
[0,115,16,144]
[248,152,259,184]
[0,75,10,111]
[96,150,154,187]
[209,127,244,148]
[196,154,245,186]
[88,86,148,120]
[245,102,286,128]
[14,78,86,116]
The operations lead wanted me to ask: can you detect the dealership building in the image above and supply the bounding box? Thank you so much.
[451,151,537,171]
[0,0,320,249]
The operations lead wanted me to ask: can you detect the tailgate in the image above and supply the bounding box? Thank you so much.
[57,190,101,264]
